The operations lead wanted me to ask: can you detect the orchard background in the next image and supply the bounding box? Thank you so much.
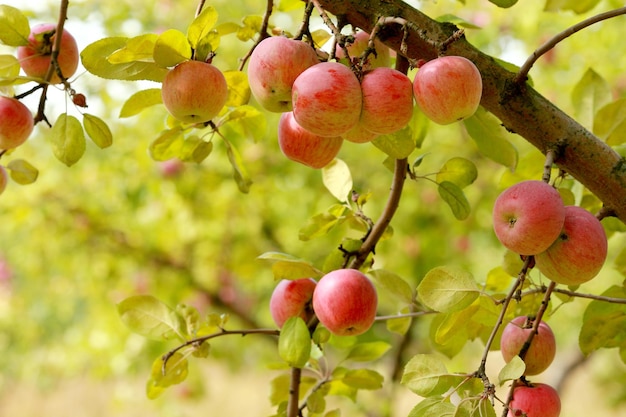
[1,0,626,416]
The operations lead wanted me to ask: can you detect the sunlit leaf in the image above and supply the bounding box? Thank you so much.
[498,355,525,385]
[437,157,477,189]
[417,265,480,313]
[299,205,348,241]
[178,135,213,163]
[237,15,263,41]
[187,5,219,49]
[342,369,384,390]
[438,181,471,220]
[220,105,266,142]
[372,126,416,159]
[345,341,391,362]
[258,251,323,280]
[146,352,189,399]
[593,97,626,146]
[149,127,185,161]
[119,88,163,118]
[463,107,518,170]
[154,29,192,68]
[369,269,414,304]
[117,295,185,340]
[579,286,626,355]
[322,159,352,202]
[176,303,201,337]
[6,159,38,184]
[107,34,158,64]
[0,5,30,46]
[544,0,601,13]
[436,14,482,29]
[571,68,611,129]
[49,114,86,167]
[83,113,113,149]
[278,317,311,368]
[224,139,252,193]
[488,0,518,7]
[401,354,464,397]
[408,397,456,417]
[0,54,21,79]
[223,70,251,107]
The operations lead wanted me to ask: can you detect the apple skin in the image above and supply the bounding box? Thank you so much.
[500,316,556,376]
[161,60,228,124]
[292,62,363,137]
[492,180,565,256]
[278,112,343,169]
[269,278,317,328]
[413,56,482,125]
[247,36,319,113]
[17,23,79,84]
[508,383,561,417]
[312,269,378,336]
[0,96,34,150]
[334,31,391,69]
[535,205,607,286]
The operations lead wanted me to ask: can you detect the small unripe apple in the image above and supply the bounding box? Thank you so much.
[500,316,556,376]
[247,36,319,113]
[17,23,79,84]
[492,180,565,255]
[312,269,378,336]
[278,112,343,169]
[161,60,228,124]
[0,96,34,149]
[269,278,317,328]
[334,31,391,69]
[292,62,362,137]
[508,383,561,417]
[535,205,607,286]
[413,56,482,124]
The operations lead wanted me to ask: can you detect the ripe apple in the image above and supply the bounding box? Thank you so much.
[492,180,565,255]
[312,269,378,336]
[17,23,79,84]
[500,316,556,376]
[269,278,317,328]
[359,67,414,135]
[0,96,34,149]
[247,36,319,113]
[334,30,391,69]
[412,56,482,124]
[535,205,607,286]
[161,60,228,124]
[292,62,362,137]
[278,112,343,169]
[508,383,561,417]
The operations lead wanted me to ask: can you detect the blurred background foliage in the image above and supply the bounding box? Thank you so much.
[1,0,626,416]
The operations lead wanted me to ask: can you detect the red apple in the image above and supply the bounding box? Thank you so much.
[292,62,362,137]
[278,111,343,169]
[312,269,378,336]
[535,205,607,286]
[17,23,79,84]
[492,180,565,255]
[161,60,228,124]
[508,383,561,417]
[269,278,317,328]
[413,56,482,124]
[500,316,556,376]
[334,31,391,69]
[247,36,319,113]
[0,96,34,149]
[0,166,7,195]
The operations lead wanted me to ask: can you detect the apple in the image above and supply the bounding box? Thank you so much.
[269,278,317,328]
[0,96,34,149]
[341,122,378,144]
[359,67,414,135]
[161,60,228,124]
[500,316,556,376]
[492,180,565,255]
[292,62,362,137]
[334,30,391,69]
[412,56,482,124]
[278,112,343,169]
[17,23,79,84]
[312,269,378,336]
[535,205,607,286]
[247,36,319,113]
[508,383,561,417]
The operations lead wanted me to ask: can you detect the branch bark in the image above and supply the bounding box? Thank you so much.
[316,0,626,224]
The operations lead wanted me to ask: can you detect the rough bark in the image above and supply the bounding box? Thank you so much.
[317,0,626,224]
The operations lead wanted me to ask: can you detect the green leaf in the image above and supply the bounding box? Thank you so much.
[571,68,611,129]
[408,398,456,417]
[223,70,251,107]
[149,128,185,161]
[593,97,626,146]
[0,54,21,81]
[153,29,192,68]
[224,139,252,193]
[278,317,311,368]
[220,105,267,142]
[49,114,86,167]
[176,303,201,337]
[579,286,626,355]
[0,5,30,46]
[178,135,213,163]
[146,352,189,399]
[369,269,414,304]
[117,295,185,340]
[322,159,352,202]
[345,341,391,362]
[7,159,38,184]
[107,34,159,64]
[498,355,525,385]
[436,14,482,30]
[299,205,348,241]
[237,15,263,41]
[83,114,113,149]
[257,252,323,280]
[386,307,413,335]
[417,266,480,313]
[119,88,163,118]
[401,354,464,397]
[187,6,219,49]
[438,181,471,220]
[488,0,518,7]
[372,126,416,159]
[544,0,601,14]
[436,157,477,189]
[342,369,384,390]
[463,107,518,170]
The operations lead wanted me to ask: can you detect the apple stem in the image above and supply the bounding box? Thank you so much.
[542,149,556,184]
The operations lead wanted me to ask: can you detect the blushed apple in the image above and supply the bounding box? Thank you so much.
[292,62,362,137]
[500,316,556,376]
[508,383,561,417]
[535,205,607,286]
[312,269,378,336]
[278,112,343,169]
[413,56,482,125]
[269,278,317,328]
[492,180,565,255]
[247,36,319,113]
[334,30,391,69]
[0,96,34,149]
[17,23,79,84]
[161,60,228,124]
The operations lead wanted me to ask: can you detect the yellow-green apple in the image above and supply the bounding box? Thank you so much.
[0,166,7,195]
[413,56,482,124]
[292,62,362,137]
[278,112,343,169]
[492,180,565,255]
[500,316,556,376]
[334,31,391,69]
[341,122,378,144]
[17,23,79,84]
[269,278,317,328]
[161,60,228,124]
[535,205,607,286]
[247,36,319,113]
[0,96,34,149]
[312,269,377,336]
[508,383,561,417]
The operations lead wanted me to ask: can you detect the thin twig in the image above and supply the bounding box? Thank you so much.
[500,286,626,305]
[238,0,273,71]
[287,367,302,417]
